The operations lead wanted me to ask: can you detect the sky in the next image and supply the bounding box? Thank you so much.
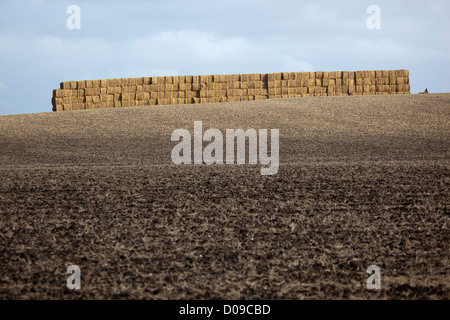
[0,0,449,115]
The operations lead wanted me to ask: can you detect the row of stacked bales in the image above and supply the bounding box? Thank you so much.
[52,70,410,111]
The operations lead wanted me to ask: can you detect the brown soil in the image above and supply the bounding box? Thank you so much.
[0,93,449,299]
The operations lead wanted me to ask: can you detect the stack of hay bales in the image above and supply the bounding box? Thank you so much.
[52,70,410,111]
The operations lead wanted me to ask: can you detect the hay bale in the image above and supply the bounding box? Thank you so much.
[389,70,396,80]
[107,79,115,87]
[247,81,255,89]
[175,83,186,91]
[240,74,248,82]
[348,86,355,94]
[286,80,295,87]
[341,86,349,94]
[299,72,308,81]
[327,85,335,94]
[191,83,200,91]
[239,82,248,89]
[314,86,322,95]
[404,84,410,92]
[62,89,72,97]
[136,92,144,100]
[92,80,101,89]
[216,89,225,98]
[54,89,63,98]
[162,76,171,84]
[60,82,70,90]
[142,77,150,85]
[228,81,237,89]
[55,97,63,105]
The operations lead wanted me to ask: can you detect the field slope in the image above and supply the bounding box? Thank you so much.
[0,93,449,299]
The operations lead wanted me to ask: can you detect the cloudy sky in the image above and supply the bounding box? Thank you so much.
[0,0,449,115]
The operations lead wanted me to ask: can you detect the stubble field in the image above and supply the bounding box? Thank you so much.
[0,93,449,299]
